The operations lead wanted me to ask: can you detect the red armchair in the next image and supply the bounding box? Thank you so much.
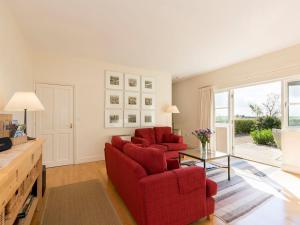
[132,127,187,159]
[105,142,217,225]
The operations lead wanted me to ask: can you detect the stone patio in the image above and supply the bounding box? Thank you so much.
[234,135,282,167]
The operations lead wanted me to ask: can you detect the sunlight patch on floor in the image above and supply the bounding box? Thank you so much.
[232,167,286,200]
[268,170,300,200]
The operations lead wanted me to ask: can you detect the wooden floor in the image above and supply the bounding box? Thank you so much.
[32,161,300,225]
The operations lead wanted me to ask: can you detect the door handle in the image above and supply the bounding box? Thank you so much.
[70,123,73,129]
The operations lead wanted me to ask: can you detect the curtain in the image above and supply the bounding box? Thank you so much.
[198,86,213,129]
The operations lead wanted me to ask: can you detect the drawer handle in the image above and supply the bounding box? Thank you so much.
[31,153,34,163]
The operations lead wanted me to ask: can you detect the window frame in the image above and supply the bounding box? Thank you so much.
[287,81,300,127]
[214,91,230,125]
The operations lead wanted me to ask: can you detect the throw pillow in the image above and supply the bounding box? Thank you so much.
[123,143,167,175]
[111,136,130,151]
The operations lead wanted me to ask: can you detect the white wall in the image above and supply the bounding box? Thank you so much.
[281,129,300,173]
[0,1,34,134]
[33,53,172,163]
[0,2,172,164]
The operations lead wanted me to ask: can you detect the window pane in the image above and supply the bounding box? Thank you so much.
[289,104,300,126]
[215,92,228,108]
[289,81,300,103]
[215,108,229,123]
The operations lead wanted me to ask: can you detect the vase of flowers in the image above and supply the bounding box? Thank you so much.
[192,128,213,152]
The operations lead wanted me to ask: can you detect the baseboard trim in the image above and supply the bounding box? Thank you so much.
[75,155,104,164]
[281,164,300,174]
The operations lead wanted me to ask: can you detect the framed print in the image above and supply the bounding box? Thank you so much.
[125,92,140,109]
[141,110,155,127]
[105,110,123,128]
[105,71,124,89]
[142,77,155,93]
[125,74,140,92]
[142,93,155,110]
[105,90,123,109]
[124,110,140,128]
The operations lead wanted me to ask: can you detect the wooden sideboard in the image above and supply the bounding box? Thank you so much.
[0,139,43,225]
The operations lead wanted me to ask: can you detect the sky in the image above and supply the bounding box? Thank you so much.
[234,81,281,117]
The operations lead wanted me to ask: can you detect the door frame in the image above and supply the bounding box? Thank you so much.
[34,81,76,166]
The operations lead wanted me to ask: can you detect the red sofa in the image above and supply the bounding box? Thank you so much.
[105,137,217,225]
[132,127,187,160]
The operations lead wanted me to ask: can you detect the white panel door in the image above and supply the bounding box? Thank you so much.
[36,83,74,167]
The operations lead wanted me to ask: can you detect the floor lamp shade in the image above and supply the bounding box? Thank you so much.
[4,92,45,135]
[166,105,180,130]
[166,105,180,114]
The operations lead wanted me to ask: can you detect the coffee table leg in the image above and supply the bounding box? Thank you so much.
[228,155,231,181]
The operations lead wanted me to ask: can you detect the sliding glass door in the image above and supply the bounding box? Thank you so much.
[214,77,300,166]
[232,81,282,166]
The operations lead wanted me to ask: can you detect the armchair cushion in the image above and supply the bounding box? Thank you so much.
[161,143,188,151]
[124,143,167,175]
[164,150,180,160]
[172,167,206,194]
[135,128,156,144]
[154,127,172,143]
[111,136,130,151]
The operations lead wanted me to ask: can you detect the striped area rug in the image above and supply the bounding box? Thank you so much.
[206,159,281,223]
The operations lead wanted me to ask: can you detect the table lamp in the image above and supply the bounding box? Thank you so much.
[166,105,180,130]
[4,92,45,139]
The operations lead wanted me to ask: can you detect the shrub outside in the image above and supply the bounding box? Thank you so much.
[235,119,256,135]
[250,129,276,146]
[255,116,281,130]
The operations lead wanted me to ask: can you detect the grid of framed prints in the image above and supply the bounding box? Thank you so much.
[105,71,156,128]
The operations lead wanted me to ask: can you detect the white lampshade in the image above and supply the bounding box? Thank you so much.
[166,105,180,114]
[4,92,45,112]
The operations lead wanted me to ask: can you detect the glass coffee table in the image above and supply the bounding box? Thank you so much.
[179,149,231,180]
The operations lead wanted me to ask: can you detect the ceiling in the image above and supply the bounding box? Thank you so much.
[6,0,300,80]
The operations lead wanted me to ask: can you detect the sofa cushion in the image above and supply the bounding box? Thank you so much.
[161,143,187,151]
[154,127,172,143]
[163,133,176,143]
[149,144,168,152]
[111,136,130,151]
[163,133,183,143]
[135,128,156,144]
[123,143,167,175]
